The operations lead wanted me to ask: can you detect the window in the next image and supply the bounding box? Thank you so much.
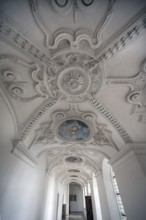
[111,170,127,220]
[69,194,76,201]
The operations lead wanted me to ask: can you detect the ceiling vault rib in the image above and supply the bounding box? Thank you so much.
[89,97,133,144]
[19,97,58,141]
[96,8,146,62]
[0,0,146,180]
[0,12,50,65]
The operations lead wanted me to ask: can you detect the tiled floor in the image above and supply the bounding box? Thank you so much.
[63,212,86,220]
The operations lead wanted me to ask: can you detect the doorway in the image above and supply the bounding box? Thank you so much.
[69,183,84,215]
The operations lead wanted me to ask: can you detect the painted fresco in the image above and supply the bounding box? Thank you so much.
[58,119,90,141]
[65,156,82,163]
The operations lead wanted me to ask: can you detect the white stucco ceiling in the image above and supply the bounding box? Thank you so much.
[0,0,146,184]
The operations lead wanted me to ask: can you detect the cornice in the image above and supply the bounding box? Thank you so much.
[131,143,146,155]
[11,140,38,167]
[109,143,146,170]
[109,144,133,167]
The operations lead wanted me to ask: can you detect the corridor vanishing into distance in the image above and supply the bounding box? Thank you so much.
[0,0,146,220]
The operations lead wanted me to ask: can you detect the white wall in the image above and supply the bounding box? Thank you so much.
[97,174,111,220]
[42,174,58,220]
[91,176,102,220]
[63,183,69,216]
[0,141,46,220]
[111,147,146,220]
[102,159,121,220]
[0,95,46,220]
[69,183,84,213]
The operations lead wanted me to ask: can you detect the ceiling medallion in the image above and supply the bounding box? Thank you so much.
[58,68,90,96]
[48,52,105,102]
[58,119,91,142]
[65,156,83,163]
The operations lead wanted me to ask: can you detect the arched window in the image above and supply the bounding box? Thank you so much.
[111,169,127,220]
[102,158,126,220]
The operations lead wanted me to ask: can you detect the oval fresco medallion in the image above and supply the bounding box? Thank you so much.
[58,119,90,141]
[68,169,80,173]
[65,156,83,163]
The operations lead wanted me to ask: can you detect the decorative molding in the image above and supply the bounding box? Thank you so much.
[11,139,38,167]
[0,52,104,103]
[19,97,58,140]
[109,144,133,167]
[110,143,146,169]
[29,105,119,154]
[30,0,117,50]
[0,83,18,139]
[106,58,146,123]
[131,143,146,155]
[89,97,133,143]
[37,143,111,162]
[0,54,49,102]
[96,10,146,62]
[46,149,99,177]
[0,13,50,65]
[47,52,104,102]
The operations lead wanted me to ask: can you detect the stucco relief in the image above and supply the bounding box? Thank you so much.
[30,0,117,50]
[31,105,118,151]
[0,55,45,102]
[0,52,104,103]
[48,52,104,102]
[107,58,146,123]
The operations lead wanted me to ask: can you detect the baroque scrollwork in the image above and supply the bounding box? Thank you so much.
[30,0,117,50]
[47,52,104,102]
[0,55,46,102]
[30,104,118,151]
[106,59,146,123]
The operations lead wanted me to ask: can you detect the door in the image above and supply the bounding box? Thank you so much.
[85,196,94,220]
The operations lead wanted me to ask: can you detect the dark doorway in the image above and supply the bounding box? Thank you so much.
[85,196,94,220]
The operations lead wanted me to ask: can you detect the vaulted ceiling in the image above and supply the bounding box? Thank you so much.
[0,0,146,185]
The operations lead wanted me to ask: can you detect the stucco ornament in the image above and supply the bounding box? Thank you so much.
[47,53,104,102]
[107,58,146,123]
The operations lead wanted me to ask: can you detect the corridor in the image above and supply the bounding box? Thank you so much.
[0,1,146,220]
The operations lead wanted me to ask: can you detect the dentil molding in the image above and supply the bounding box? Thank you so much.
[96,9,146,61]
[90,97,132,143]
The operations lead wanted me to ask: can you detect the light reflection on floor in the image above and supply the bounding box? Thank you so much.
[63,213,86,220]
